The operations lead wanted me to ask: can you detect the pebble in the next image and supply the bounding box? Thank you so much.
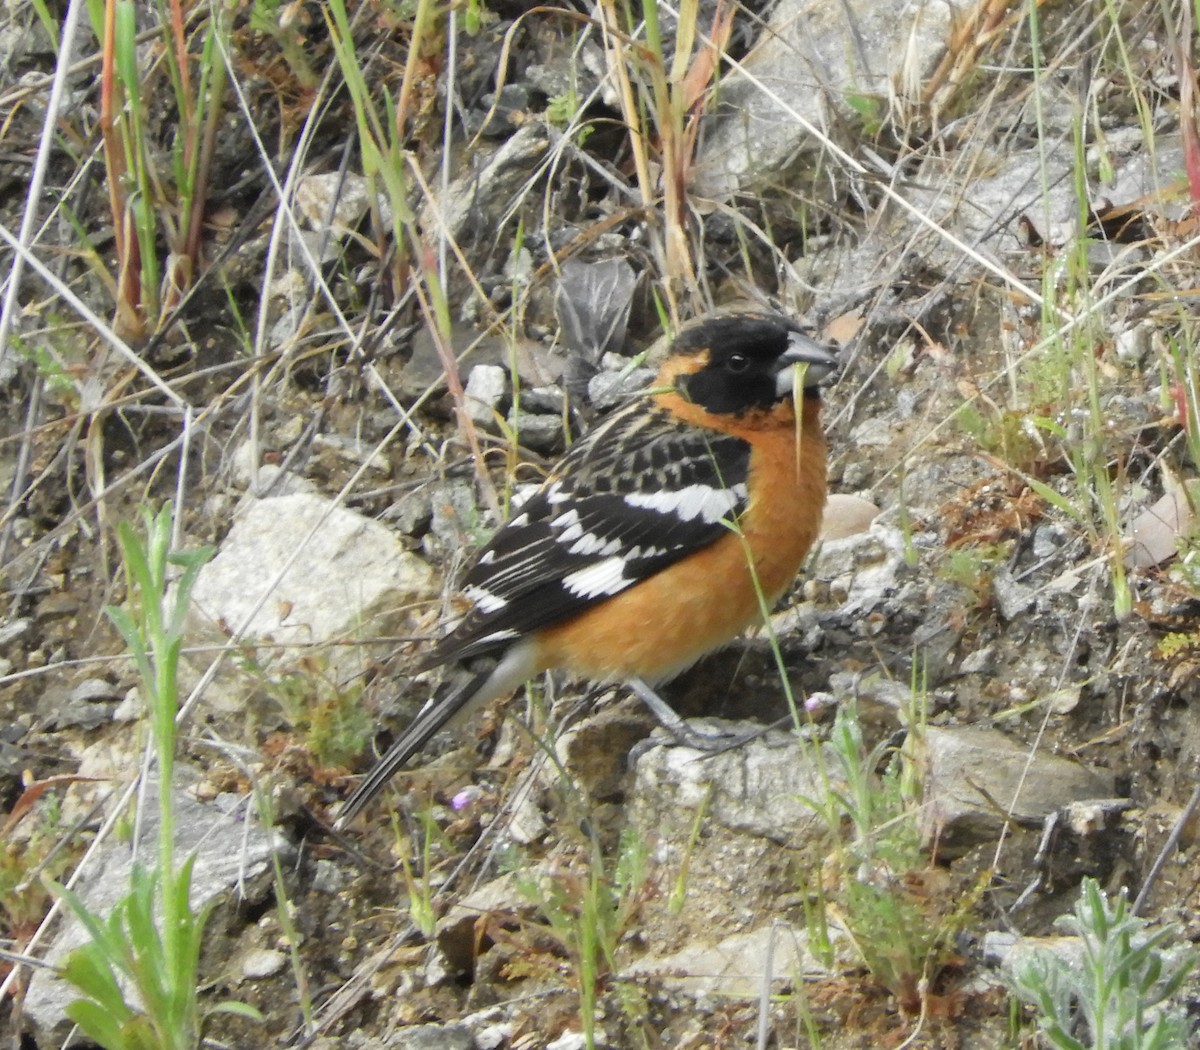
[0,617,32,646]
[465,364,508,427]
[241,948,287,981]
[509,411,562,454]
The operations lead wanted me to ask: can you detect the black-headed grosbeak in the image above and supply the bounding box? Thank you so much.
[336,312,838,826]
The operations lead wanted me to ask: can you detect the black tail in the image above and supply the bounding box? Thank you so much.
[334,668,493,829]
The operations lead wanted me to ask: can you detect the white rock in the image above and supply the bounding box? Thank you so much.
[1125,485,1197,569]
[810,522,909,615]
[465,364,508,427]
[0,617,32,646]
[186,494,437,685]
[240,948,287,980]
[626,922,839,998]
[820,494,880,541]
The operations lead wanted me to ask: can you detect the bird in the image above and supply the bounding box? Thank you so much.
[335,311,838,828]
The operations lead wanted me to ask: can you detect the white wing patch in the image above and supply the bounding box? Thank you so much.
[552,509,625,558]
[551,509,581,534]
[625,544,667,559]
[464,584,508,613]
[567,532,625,557]
[562,556,630,599]
[624,482,747,523]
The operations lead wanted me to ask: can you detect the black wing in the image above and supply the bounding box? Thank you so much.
[427,401,752,665]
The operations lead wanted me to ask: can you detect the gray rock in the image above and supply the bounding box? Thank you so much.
[520,384,566,415]
[630,725,836,848]
[70,679,123,704]
[587,366,656,410]
[311,858,345,894]
[555,257,638,399]
[992,568,1035,621]
[959,646,994,675]
[508,411,562,454]
[37,678,119,730]
[0,616,32,647]
[476,84,530,136]
[418,124,548,242]
[1031,523,1070,560]
[367,1023,475,1050]
[426,479,484,556]
[919,726,1115,851]
[382,488,433,537]
[694,0,985,199]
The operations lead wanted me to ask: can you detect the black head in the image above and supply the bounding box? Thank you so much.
[670,314,839,416]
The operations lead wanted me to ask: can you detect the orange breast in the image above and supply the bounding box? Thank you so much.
[533,400,827,684]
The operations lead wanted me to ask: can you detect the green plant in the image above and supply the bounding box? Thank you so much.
[50,504,260,1049]
[258,656,373,770]
[1167,332,1200,471]
[1010,877,1196,1050]
[0,795,78,951]
[547,85,593,146]
[515,829,653,1050]
[325,0,496,505]
[248,782,315,1032]
[395,805,440,939]
[940,542,1009,609]
[85,0,228,337]
[799,698,968,1012]
[247,0,319,89]
[596,0,733,313]
[954,401,1045,472]
[844,91,885,136]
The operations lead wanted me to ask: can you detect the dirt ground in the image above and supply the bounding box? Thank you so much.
[4,0,1200,1046]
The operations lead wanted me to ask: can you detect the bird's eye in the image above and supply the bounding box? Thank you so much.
[726,353,749,373]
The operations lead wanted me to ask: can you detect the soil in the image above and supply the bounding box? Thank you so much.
[3,1,1200,1047]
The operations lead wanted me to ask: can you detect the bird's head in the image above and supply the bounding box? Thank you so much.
[655,312,839,418]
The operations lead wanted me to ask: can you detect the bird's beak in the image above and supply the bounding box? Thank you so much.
[774,332,840,396]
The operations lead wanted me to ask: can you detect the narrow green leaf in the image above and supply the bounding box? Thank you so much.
[65,998,134,1050]
[206,999,266,1022]
[61,945,129,1016]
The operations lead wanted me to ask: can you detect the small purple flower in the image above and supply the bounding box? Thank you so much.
[451,786,483,811]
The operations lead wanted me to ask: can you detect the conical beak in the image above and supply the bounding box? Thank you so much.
[774,331,840,396]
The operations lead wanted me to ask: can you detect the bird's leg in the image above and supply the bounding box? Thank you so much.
[625,677,759,753]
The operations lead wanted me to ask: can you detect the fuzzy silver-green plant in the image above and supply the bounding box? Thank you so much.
[1011,878,1196,1050]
